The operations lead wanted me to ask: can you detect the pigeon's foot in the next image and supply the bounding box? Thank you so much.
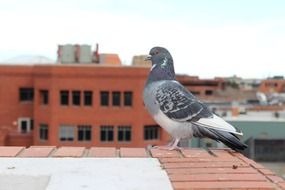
[153,138,182,151]
[168,145,183,151]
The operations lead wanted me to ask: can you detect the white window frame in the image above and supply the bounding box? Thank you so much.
[18,117,32,133]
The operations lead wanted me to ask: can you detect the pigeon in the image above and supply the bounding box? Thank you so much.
[143,46,247,151]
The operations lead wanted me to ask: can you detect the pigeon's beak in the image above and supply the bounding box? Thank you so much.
[145,55,152,61]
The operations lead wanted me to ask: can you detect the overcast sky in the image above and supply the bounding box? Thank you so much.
[0,0,285,78]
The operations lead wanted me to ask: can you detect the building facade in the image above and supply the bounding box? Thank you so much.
[0,64,227,148]
[0,64,173,147]
[259,79,285,93]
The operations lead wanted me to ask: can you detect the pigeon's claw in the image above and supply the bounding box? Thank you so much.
[152,138,182,151]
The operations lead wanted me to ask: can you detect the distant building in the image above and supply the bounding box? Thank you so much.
[177,75,225,98]
[0,63,227,147]
[99,54,121,65]
[0,64,169,147]
[57,44,121,65]
[3,46,284,149]
[131,55,151,66]
[259,78,285,93]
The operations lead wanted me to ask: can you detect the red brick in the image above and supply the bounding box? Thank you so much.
[232,152,255,164]
[266,175,284,183]
[278,182,285,189]
[258,168,276,176]
[166,167,257,174]
[210,149,236,158]
[20,146,54,157]
[163,161,247,169]
[159,157,241,163]
[0,146,24,157]
[120,148,148,157]
[88,147,117,157]
[169,173,267,182]
[181,149,212,158]
[52,147,85,157]
[172,181,275,190]
[150,149,181,158]
[250,162,266,169]
[30,145,56,148]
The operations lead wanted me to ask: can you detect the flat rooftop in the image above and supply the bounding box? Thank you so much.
[0,146,284,190]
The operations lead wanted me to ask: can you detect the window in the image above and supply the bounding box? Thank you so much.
[112,91,121,106]
[18,118,32,133]
[205,90,213,95]
[118,126,131,142]
[20,120,28,133]
[144,125,160,140]
[59,125,75,141]
[39,124,48,140]
[124,91,133,106]
[40,90,49,105]
[19,88,34,101]
[78,125,91,141]
[100,91,109,106]
[60,90,69,105]
[84,91,93,106]
[72,91,81,106]
[100,126,114,142]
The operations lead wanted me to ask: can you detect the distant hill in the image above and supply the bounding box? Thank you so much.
[2,55,55,64]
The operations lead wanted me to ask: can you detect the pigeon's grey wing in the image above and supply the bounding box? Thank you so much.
[155,81,212,122]
[192,123,247,150]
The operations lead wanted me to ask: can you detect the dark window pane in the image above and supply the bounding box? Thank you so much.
[77,125,91,141]
[118,126,131,142]
[100,91,109,106]
[118,131,123,141]
[124,91,133,106]
[205,90,213,95]
[84,91,93,106]
[39,124,48,140]
[19,88,34,101]
[40,90,49,105]
[60,91,69,105]
[112,92,121,106]
[86,130,91,140]
[101,130,106,141]
[108,130,114,141]
[125,131,131,141]
[144,125,160,140]
[72,91,81,106]
[78,130,84,141]
[21,121,28,133]
[100,126,113,142]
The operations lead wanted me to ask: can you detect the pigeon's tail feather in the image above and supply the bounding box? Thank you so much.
[208,128,247,151]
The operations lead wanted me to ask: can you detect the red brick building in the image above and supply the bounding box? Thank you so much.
[0,64,173,147]
[0,64,225,148]
[259,79,285,93]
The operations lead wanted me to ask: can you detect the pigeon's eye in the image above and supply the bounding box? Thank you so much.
[154,51,159,55]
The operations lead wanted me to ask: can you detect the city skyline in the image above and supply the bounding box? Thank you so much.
[0,0,285,78]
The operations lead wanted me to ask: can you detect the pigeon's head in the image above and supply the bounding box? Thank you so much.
[145,46,176,81]
[146,47,173,66]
